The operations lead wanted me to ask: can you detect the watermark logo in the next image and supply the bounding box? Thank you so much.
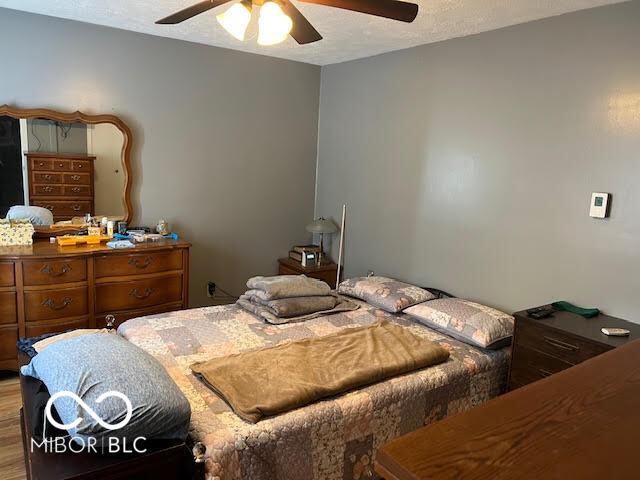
[33,390,147,454]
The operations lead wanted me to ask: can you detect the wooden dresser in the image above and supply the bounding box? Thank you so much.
[0,239,190,370]
[26,152,95,222]
[508,306,640,390]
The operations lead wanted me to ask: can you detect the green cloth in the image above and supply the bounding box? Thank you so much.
[552,301,600,318]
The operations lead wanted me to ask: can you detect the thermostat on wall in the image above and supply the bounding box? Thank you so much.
[589,192,610,218]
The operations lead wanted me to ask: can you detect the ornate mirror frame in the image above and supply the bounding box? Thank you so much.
[0,105,133,235]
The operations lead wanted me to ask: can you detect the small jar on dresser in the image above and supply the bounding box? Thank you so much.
[508,306,640,390]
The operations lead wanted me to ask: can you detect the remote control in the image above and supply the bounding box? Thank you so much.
[601,328,630,337]
[526,307,554,319]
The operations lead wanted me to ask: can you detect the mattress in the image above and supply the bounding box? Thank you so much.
[118,300,510,480]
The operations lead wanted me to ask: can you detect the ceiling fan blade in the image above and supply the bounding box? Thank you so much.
[298,0,418,23]
[156,0,233,24]
[281,0,323,44]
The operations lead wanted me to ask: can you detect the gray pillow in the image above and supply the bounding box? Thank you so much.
[404,298,514,349]
[338,276,436,313]
[21,333,191,444]
[7,205,54,226]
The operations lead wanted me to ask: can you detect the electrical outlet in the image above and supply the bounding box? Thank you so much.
[207,281,216,298]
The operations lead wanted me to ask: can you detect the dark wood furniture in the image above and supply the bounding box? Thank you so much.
[508,306,640,390]
[277,257,338,289]
[26,152,95,222]
[376,338,640,480]
[0,239,190,371]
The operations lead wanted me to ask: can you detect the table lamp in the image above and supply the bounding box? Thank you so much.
[306,217,338,265]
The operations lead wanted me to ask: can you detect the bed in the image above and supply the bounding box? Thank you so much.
[117,298,511,480]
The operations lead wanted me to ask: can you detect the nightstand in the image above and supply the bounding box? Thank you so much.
[508,306,640,391]
[277,257,339,289]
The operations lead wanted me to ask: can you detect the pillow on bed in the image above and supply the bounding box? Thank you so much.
[338,276,436,313]
[21,333,191,445]
[404,298,514,349]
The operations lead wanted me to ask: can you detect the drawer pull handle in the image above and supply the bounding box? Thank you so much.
[128,257,153,269]
[77,164,83,168]
[538,368,554,378]
[59,163,64,167]
[71,175,81,181]
[40,263,72,277]
[42,297,72,310]
[72,205,82,211]
[544,336,579,352]
[39,162,44,167]
[129,287,154,300]
[105,314,116,330]
[44,174,52,180]
[71,187,81,193]
[43,186,53,193]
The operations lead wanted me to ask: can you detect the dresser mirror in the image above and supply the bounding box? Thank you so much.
[0,105,132,235]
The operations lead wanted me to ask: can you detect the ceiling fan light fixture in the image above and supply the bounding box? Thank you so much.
[216,1,252,41]
[257,1,293,46]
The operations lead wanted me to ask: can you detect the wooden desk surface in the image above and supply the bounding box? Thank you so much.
[376,339,640,480]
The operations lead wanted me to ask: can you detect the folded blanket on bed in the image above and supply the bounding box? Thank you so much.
[237,294,358,325]
[244,290,339,317]
[247,275,331,300]
[191,321,450,423]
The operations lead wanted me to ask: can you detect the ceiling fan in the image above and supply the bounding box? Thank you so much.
[156,0,419,46]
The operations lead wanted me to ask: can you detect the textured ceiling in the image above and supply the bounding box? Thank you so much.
[0,0,627,65]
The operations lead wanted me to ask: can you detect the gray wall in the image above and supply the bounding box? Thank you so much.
[316,1,640,320]
[0,8,320,306]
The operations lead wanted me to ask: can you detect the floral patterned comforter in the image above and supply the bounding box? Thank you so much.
[118,300,510,480]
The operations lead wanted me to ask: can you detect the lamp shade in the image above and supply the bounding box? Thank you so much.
[257,1,293,46]
[217,2,252,41]
[306,218,338,235]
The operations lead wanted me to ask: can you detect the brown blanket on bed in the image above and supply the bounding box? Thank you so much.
[191,321,450,423]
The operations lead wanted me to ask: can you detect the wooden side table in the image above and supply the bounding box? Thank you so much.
[508,305,640,390]
[277,257,339,289]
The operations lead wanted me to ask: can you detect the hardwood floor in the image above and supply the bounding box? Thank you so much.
[0,373,25,480]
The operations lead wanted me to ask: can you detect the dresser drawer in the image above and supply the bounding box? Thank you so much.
[33,184,64,196]
[23,258,87,286]
[0,292,17,325]
[24,287,88,321]
[0,324,18,365]
[95,250,183,278]
[95,275,183,312]
[71,160,91,171]
[33,172,62,184]
[52,159,71,171]
[25,317,88,338]
[30,158,53,171]
[32,200,92,217]
[0,262,15,286]
[510,343,573,388]
[63,173,91,185]
[64,185,92,196]
[517,319,610,365]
